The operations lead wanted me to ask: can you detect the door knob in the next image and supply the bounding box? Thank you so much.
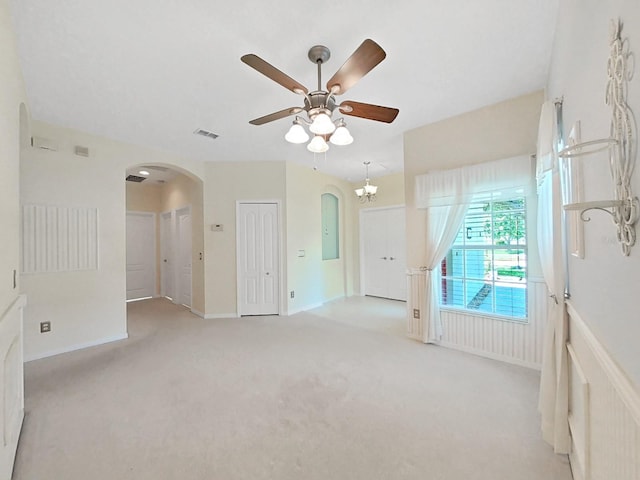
[381,257,387,260]
[266,272,270,275]
[390,257,395,260]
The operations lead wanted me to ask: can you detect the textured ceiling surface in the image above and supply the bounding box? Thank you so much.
[9,0,559,181]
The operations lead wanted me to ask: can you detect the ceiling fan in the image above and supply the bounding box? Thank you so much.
[241,39,399,152]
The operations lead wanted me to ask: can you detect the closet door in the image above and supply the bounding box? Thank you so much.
[237,203,279,315]
[361,207,406,301]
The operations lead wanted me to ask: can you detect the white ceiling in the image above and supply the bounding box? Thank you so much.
[9,0,559,181]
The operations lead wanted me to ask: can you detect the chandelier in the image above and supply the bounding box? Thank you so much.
[355,161,378,202]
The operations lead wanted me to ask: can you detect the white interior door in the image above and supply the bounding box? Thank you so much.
[160,211,173,299]
[238,203,279,316]
[362,213,388,298]
[361,207,407,301]
[126,212,156,300]
[176,207,192,307]
[386,207,407,301]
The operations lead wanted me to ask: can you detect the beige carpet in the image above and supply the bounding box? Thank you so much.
[13,297,572,480]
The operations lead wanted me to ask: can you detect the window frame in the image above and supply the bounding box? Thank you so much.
[440,195,529,323]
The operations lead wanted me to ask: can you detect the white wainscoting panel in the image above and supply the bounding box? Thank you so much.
[567,301,640,480]
[407,273,547,369]
[22,205,98,274]
[0,295,26,480]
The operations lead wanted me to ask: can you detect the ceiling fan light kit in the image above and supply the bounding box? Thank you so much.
[284,122,309,144]
[241,39,398,154]
[307,135,330,153]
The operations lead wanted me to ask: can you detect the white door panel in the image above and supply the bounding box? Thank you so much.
[362,207,407,301]
[126,212,156,300]
[160,211,173,299]
[177,208,192,308]
[238,203,279,315]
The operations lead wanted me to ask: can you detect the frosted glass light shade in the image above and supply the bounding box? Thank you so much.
[307,135,329,153]
[364,183,378,195]
[309,113,336,135]
[329,126,353,145]
[354,188,365,197]
[285,124,309,144]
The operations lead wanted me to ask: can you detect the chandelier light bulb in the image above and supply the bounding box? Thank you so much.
[307,135,329,153]
[329,125,353,146]
[284,123,309,144]
[309,113,336,135]
[354,161,378,202]
[364,182,378,195]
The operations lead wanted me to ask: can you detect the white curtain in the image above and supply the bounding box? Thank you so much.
[415,154,534,343]
[537,100,571,454]
[422,204,468,342]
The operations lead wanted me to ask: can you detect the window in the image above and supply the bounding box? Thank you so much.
[441,196,527,320]
[321,193,339,260]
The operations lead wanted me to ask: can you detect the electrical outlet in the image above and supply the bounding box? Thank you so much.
[413,309,420,319]
[40,321,51,333]
[290,290,295,299]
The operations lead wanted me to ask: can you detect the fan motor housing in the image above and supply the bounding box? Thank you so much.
[305,91,337,118]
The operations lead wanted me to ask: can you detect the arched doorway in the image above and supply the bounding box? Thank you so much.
[124,163,204,320]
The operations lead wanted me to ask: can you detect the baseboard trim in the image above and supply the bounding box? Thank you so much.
[287,302,325,316]
[191,309,239,319]
[25,333,129,362]
[438,340,541,370]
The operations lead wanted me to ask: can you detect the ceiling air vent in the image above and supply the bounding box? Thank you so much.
[193,128,219,140]
[126,175,146,183]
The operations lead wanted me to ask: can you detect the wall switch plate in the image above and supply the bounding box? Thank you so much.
[413,309,420,319]
[290,290,295,299]
[211,224,224,232]
[40,321,51,333]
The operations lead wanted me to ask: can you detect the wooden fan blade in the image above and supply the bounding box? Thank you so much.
[339,101,399,123]
[249,107,302,125]
[241,54,309,94]
[326,39,386,95]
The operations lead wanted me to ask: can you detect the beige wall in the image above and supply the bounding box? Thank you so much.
[0,0,28,316]
[203,161,287,316]
[21,121,205,360]
[403,90,543,267]
[126,182,162,213]
[547,0,640,387]
[285,162,356,313]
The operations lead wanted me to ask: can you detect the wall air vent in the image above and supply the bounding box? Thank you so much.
[75,145,89,157]
[126,175,146,183]
[31,136,58,151]
[193,128,219,140]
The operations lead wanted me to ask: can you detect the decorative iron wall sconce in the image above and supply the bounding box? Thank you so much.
[559,19,638,256]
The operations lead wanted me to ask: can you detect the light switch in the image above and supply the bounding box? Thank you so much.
[211,224,224,232]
